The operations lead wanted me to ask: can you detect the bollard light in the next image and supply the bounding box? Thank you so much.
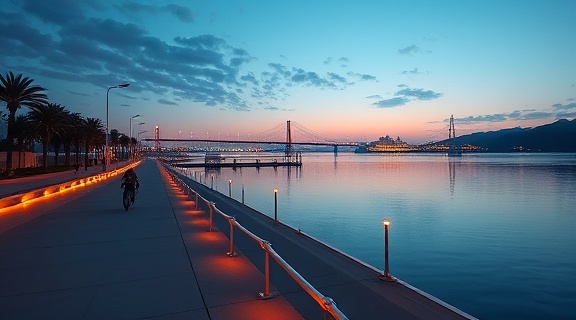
[228,179,232,197]
[379,219,397,282]
[211,174,214,189]
[273,188,279,225]
[242,184,245,204]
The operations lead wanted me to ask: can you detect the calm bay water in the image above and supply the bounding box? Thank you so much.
[182,153,576,320]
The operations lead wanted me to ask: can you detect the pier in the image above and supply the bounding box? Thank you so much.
[0,160,476,319]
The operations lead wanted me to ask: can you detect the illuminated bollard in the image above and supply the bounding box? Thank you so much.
[379,219,397,282]
[211,174,214,189]
[273,188,279,225]
[228,179,232,197]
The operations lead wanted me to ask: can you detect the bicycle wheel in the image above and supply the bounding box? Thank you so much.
[123,189,130,211]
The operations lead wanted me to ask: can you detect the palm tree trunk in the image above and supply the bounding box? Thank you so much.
[5,109,16,173]
[84,142,89,170]
[64,144,71,166]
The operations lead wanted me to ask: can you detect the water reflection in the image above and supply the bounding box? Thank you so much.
[179,153,576,320]
[449,158,457,195]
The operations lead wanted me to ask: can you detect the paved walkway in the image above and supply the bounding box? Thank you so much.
[0,159,476,319]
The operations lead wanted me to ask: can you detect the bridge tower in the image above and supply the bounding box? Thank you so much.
[448,115,462,155]
[155,126,160,151]
[285,120,293,160]
[449,115,456,140]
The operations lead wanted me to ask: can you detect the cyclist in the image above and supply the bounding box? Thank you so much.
[121,168,139,203]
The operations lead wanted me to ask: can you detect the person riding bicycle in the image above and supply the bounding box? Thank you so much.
[121,168,139,203]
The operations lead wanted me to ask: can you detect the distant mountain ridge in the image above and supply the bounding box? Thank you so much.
[439,118,576,152]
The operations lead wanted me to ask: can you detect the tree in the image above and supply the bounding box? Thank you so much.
[12,115,34,168]
[130,137,137,160]
[82,117,104,170]
[60,112,82,166]
[27,103,69,170]
[0,72,48,173]
[119,134,130,160]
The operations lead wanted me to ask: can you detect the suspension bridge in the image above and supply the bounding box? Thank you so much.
[141,117,465,158]
[142,120,358,157]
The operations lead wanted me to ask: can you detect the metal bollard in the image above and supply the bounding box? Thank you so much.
[227,216,236,257]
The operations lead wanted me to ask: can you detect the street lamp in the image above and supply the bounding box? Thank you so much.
[129,115,139,138]
[379,219,396,282]
[137,130,147,159]
[104,82,130,171]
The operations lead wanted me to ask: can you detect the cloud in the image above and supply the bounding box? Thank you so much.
[120,3,195,23]
[398,45,420,55]
[347,72,377,81]
[373,97,410,108]
[401,68,421,75]
[366,95,382,99]
[455,110,556,123]
[396,87,442,100]
[23,0,87,25]
[291,69,333,88]
[552,102,576,110]
[1,1,373,112]
[371,85,442,109]
[158,99,178,106]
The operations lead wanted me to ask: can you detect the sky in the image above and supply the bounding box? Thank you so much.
[1,0,575,144]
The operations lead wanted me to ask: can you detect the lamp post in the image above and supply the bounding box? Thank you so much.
[137,130,147,159]
[129,115,139,138]
[129,115,139,161]
[104,83,130,171]
[135,122,145,135]
[273,188,279,225]
[228,179,232,197]
[379,219,396,282]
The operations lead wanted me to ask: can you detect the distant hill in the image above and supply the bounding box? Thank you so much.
[438,118,576,152]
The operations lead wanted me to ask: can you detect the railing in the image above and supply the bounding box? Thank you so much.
[163,164,349,320]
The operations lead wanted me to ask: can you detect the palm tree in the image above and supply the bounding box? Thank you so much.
[82,117,104,170]
[65,112,84,167]
[110,129,119,162]
[27,103,69,170]
[60,112,82,166]
[12,115,34,168]
[119,134,130,160]
[0,72,48,173]
[130,137,137,160]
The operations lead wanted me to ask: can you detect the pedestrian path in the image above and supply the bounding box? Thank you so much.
[0,159,477,319]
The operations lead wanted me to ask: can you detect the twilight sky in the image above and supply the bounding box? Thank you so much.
[1,0,575,144]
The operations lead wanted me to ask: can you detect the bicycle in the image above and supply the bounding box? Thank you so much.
[122,183,136,211]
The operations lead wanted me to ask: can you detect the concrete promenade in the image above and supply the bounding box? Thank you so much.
[0,159,477,319]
